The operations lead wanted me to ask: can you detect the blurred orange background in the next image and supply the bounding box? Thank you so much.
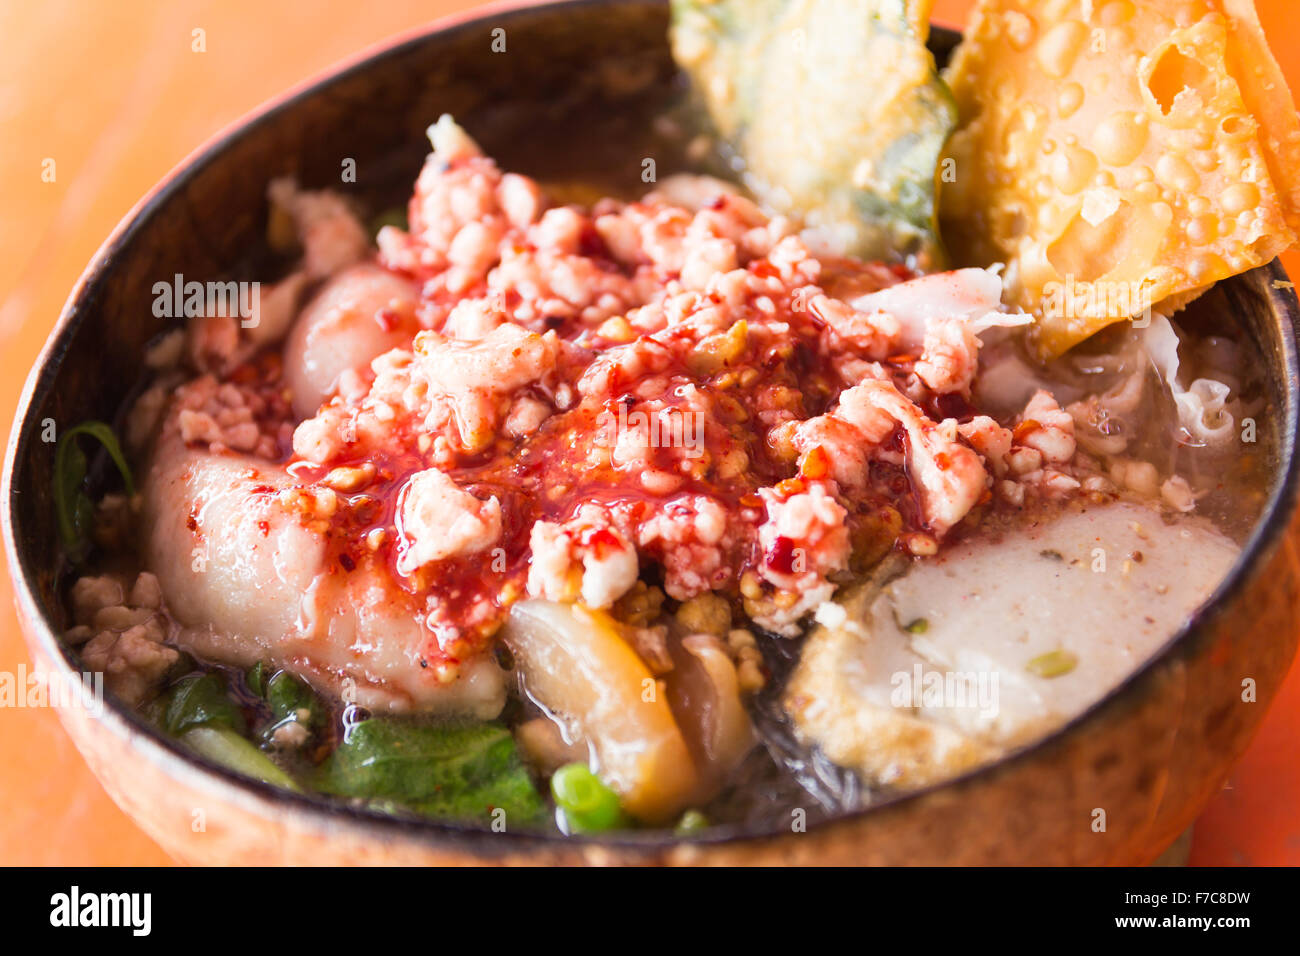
[1,0,1297,865]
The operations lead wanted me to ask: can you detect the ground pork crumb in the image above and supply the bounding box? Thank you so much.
[396,468,503,576]
[131,117,1188,671]
[69,572,177,706]
[528,505,639,609]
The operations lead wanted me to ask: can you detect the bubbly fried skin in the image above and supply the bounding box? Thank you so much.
[941,0,1300,357]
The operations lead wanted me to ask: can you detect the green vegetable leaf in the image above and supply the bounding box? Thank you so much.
[256,668,323,746]
[265,670,318,725]
[369,206,408,238]
[670,0,955,264]
[263,671,314,723]
[156,672,298,791]
[245,661,267,698]
[314,719,545,826]
[54,420,134,555]
[180,726,301,792]
[163,673,246,736]
[242,663,323,748]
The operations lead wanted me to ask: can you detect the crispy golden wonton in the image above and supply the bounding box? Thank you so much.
[941,0,1300,357]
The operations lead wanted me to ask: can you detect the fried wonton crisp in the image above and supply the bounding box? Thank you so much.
[671,0,955,265]
[941,0,1300,357]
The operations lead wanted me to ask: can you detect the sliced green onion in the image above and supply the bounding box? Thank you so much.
[1026,650,1079,679]
[550,763,627,834]
[903,618,929,634]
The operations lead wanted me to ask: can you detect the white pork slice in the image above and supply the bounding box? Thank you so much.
[785,501,1239,789]
[141,433,505,716]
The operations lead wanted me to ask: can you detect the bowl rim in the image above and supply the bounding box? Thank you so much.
[5,0,1300,856]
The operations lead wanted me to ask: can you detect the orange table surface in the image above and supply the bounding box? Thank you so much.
[1,0,1297,866]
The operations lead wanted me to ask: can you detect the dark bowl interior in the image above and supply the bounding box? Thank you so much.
[6,0,1300,860]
